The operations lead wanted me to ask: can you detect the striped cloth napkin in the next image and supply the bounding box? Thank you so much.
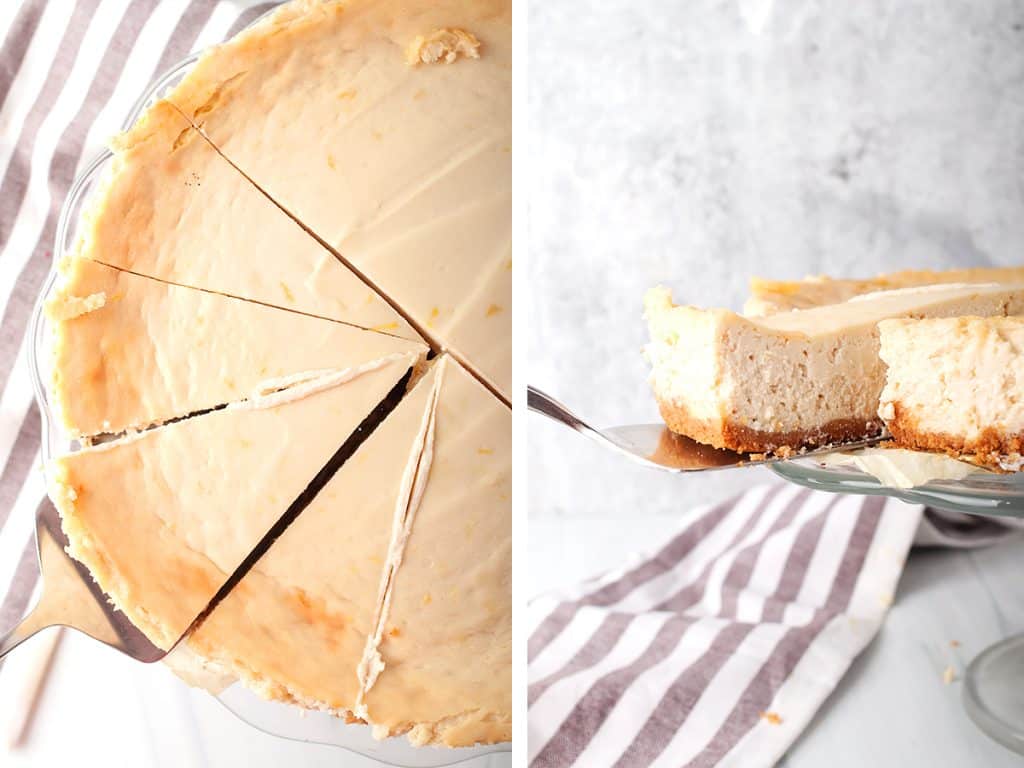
[527,483,1019,768]
[0,0,278,652]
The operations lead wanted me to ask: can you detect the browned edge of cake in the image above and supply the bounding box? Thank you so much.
[656,397,883,454]
[885,403,1024,469]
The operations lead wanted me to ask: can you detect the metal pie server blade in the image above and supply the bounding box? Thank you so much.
[0,498,166,663]
[528,385,883,473]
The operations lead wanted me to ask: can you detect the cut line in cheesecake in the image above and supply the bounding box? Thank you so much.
[359,355,511,746]
[46,257,428,438]
[48,354,419,651]
[181,363,417,646]
[167,99,512,410]
[88,260,419,341]
[184,355,443,733]
[180,354,511,746]
[644,282,1024,454]
[72,99,421,341]
[157,0,512,404]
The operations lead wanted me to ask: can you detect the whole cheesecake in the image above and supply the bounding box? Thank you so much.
[644,283,1024,453]
[45,0,510,748]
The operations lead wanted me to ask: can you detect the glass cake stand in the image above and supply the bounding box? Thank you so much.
[773,459,1024,754]
[26,14,510,768]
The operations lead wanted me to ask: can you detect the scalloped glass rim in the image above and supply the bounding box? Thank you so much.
[26,24,510,767]
[770,458,1024,516]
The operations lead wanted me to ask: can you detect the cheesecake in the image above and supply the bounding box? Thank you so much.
[77,99,418,339]
[644,283,1024,453]
[161,0,512,399]
[46,0,511,746]
[49,354,418,650]
[184,355,511,746]
[360,355,511,746]
[744,266,1024,315]
[187,357,441,720]
[878,316,1024,470]
[47,258,426,437]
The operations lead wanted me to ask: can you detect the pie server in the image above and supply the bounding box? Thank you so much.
[528,385,884,473]
[0,497,165,662]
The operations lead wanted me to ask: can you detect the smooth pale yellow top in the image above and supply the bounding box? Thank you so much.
[165,0,512,399]
[49,355,417,650]
[362,356,511,746]
[48,258,427,437]
[745,266,1024,315]
[80,99,419,339]
[188,360,440,715]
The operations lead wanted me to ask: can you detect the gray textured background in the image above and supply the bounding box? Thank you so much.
[528,0,1024,520]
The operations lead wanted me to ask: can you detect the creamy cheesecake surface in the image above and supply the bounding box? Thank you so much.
[77,101,417,339]
[878,316,1024,468]
[188,359,441,724]
[181,355,511,746]
[644,283,1024,453]
[49,356,417,649]
[45,0,511,748]
[744,266,1024,316]
[163,0,512,399]
[360,356,511,746]
[47,259,426,438]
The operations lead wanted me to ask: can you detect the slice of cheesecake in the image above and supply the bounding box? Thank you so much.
[163,0,512,399]
[47,354,419,650]
[47,258,427,437]
[360,356,511,746]
[186,357,441,720]
[184,355,511,746]
[744,266,1024,315]
[878,316,1024,469]
[77,99,419,340]
[644,283,1024,453]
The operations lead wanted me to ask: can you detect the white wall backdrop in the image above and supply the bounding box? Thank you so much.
[528,0,1024,521]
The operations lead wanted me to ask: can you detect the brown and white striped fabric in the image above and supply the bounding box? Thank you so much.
[0,0,278,648]
[527,484,923,767]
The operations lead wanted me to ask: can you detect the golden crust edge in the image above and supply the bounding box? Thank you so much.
[883,403,1023,467]
[47,462,179,650]
[656,396,883,453]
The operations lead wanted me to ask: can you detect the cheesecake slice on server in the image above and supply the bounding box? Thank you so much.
[644,283,1024,454]
[878,316,1024,471]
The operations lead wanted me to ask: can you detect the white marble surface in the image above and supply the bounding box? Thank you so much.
[531,516,1024,766]
[0,632,512,768]
[528,0,1024,519]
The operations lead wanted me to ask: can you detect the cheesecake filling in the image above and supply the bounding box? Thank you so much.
[160,0,512,401]
[878,316,1024,467]
[645,283,1024,453]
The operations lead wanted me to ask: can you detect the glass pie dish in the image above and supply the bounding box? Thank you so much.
[26,24,509,768]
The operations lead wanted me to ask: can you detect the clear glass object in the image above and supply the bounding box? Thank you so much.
[772,458,1024,753]
[27,22,509,767]
[771,458,1024,517]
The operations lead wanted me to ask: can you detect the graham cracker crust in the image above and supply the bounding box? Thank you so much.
[884,404,1024,468]
[656,397,883,454]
